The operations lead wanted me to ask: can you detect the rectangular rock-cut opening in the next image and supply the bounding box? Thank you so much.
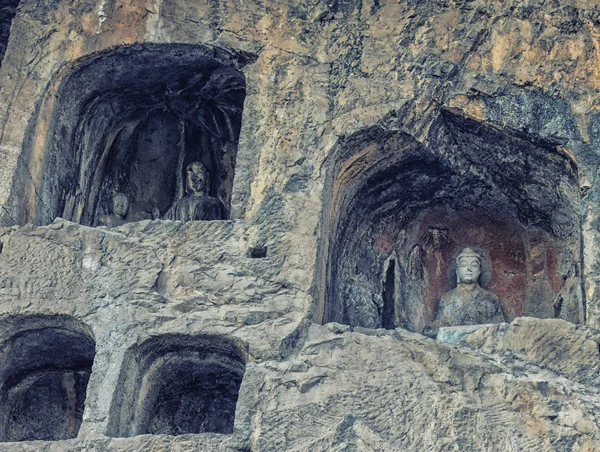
[107,334,246,437]
[0,315,96,442]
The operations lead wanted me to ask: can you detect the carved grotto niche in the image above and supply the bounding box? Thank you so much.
[314,109,582,333]
[107,334,246,437]
[0,315,96,442]
[11,43,255,226]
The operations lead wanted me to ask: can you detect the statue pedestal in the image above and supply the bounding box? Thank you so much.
[437,324,494,344]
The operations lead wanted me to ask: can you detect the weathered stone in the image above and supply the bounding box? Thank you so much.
[437,324,494,345]
[0,0,600,450]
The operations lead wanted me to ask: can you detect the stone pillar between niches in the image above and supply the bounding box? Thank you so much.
[582,180,600,327]
[77,346,129,439]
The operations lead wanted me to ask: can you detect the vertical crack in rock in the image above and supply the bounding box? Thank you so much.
[381,258,396,330]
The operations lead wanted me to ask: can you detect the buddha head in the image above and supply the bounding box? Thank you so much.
[186,161,209,196]
[455,247,482,285]
[112,192,129,218]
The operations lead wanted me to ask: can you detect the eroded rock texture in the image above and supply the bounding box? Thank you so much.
[0,0,600,450]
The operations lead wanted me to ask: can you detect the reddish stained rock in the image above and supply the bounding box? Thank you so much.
[414,204,570,323]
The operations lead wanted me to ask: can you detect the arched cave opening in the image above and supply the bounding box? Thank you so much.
[11,43,255,226]
[107,334,247,437]
[314,109,582,333]
[0,315,96,442]
[0,1,19,67]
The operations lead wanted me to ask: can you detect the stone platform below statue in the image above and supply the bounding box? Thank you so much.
[437,324,496,344]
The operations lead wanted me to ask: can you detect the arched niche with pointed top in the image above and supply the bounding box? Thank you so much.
[107,334,247,437]
[314,108,583,333]
[10,43,256,226]
[0,315,96,442]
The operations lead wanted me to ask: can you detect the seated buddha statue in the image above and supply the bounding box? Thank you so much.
[97,192,129,227]
[164,161,224,221]
[423,247,505,338]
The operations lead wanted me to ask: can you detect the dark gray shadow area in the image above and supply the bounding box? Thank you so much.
[107,334,247,437]
[12,43,255,226]
[0,315,96,442]
[0,0,19,67]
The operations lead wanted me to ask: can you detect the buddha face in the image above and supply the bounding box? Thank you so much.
[456,256,481,284]
[186,162,209,196]
[112,193,129,218]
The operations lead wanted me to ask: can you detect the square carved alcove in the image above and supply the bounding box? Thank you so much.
[314,108,582,333]
[107,334,247,437]
[0,315,96,442]
[10,43,255,226]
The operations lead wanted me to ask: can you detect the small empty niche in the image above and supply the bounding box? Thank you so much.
[248,246,268,259]
[0,315,96,442]
[108,334,246,437]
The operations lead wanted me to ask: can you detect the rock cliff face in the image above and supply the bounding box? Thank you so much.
[1,0,600,450]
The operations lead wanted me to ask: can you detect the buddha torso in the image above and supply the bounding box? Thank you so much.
[435,283,505,327]
[97,215,127,227]
[164,195,223,221]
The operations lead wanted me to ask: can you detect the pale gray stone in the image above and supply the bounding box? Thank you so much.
[437,324,494,345]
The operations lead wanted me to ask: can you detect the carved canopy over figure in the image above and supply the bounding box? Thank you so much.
[423,247,505,337]
[164,161,224,221]
[97,192,129,227]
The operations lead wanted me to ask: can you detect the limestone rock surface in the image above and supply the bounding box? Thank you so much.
[1,311,600,450]
[0,0,600,450]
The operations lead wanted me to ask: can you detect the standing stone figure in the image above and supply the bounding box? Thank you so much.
[423,247,505,337]
[164,161,224,221]
[97,192,129,227]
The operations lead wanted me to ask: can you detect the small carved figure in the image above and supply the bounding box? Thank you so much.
[98,192,129,227]
[164,162,224,221]
[151,206,161,220]
[423,247,505,338]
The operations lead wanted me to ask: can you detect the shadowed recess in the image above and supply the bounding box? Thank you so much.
[0,315,96,442]
[0,0,18,67]
[107,334,247,437]
[11,43,256,226]
[314,109,582,332]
